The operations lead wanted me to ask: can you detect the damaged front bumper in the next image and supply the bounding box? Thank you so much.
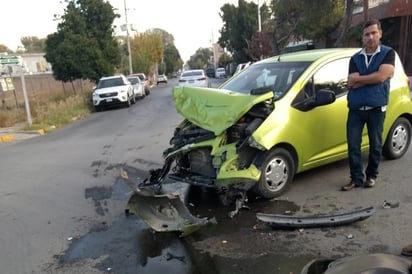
[126,187,216,236]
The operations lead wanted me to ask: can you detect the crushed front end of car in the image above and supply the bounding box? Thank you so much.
[145,86,274,205]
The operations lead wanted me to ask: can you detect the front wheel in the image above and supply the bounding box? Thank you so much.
[125,95,132,108]
[253,147,296,199]
[382,117,411,159]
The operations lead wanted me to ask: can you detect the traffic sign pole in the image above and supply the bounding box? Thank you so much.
[20,67,32,126]
[1,56,32,126]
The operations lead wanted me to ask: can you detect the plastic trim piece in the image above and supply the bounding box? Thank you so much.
[256,206,375,229]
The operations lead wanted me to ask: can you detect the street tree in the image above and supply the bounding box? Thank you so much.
[164,44,183,75]
[0,44,13,54]
[130,31,163,76]
[217,52,233,68]
[187,48,212,69]
[20,37,46,53]
[218,0,258,64]
[219,0,346,58]
[45,0,120,83]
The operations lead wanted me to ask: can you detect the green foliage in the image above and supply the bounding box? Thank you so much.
[219,0,259,63]
[130,31,163,75]
[217,52,233,68]
[187,48,212,69]
[296,0,345,40]
[164,44,183,74]
[219,0,346,58]
[0,44,13,53]
[45,0,120,82]
[20,37,46,53]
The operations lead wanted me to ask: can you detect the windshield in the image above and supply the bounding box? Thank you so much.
[97,77,125,88]
[221,62,311,99]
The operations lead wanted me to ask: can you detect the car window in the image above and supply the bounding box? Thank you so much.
[221,62,310,98]
[182,71,203,77]
[312,57,349,97]
[128,77,139,85]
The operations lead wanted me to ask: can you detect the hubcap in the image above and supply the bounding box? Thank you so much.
[391,125,408,153]
[265,158,288,191]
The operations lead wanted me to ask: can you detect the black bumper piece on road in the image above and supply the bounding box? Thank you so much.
[256,206,375,229]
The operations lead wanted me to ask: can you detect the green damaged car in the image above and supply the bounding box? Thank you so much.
[138,48,412,209]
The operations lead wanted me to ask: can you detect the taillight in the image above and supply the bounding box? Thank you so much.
[198,77,206,81]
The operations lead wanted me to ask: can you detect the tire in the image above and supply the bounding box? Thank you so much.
[382,117,411,159]
[253,147,296,198]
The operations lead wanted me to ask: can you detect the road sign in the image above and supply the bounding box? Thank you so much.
[0,56,20,65]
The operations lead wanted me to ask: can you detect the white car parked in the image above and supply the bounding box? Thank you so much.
[215,67,226,78]
[178,69,210,87]
[127,75,145,100]
[92,75,135,111]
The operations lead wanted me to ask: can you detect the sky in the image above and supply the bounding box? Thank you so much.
[0,0,241,62]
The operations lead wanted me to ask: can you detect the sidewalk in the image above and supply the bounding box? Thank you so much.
[0,123,45,143]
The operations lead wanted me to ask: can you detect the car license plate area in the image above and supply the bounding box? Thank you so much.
[106,98,113,102]
[189,80,195,83]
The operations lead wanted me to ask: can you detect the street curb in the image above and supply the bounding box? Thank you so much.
[0,135,15,142]
[0,129,45,143]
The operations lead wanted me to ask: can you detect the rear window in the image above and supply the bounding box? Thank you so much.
[128,77,139,85]
[221,62,310,98]
[182,71,203,77]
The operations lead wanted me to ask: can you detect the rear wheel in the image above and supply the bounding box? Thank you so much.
[383,117,411,159]
[253,148,295,198]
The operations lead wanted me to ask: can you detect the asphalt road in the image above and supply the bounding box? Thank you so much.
[1,78,412,274]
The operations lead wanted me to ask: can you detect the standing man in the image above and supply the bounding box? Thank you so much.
[341,19,395,191]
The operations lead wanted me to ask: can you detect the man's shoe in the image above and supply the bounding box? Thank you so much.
[364,178,376,188]
[341,181,360,191]
[401,243,412,256]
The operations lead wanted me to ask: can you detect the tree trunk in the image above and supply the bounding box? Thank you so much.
[334,0,355,47]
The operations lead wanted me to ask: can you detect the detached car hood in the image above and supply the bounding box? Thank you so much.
[173,86,274,135]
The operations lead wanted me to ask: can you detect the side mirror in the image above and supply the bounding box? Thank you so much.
[294,89,336,111]
[315,89,336,106]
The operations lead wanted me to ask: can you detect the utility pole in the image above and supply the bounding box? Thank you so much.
[258,0,262,59]
[124,0,133,75]
[363,0,369,22]
[258,0,261,32]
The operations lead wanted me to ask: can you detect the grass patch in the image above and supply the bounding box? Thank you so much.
[0,90,93,132]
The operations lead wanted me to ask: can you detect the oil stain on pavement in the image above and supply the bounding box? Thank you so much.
[55,164,319,273]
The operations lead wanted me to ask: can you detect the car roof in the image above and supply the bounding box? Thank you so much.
[258,48,361,64]
[182,69,204,74]
[99,75,125,80]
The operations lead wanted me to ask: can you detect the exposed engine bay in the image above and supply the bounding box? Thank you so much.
[141,98,274,209]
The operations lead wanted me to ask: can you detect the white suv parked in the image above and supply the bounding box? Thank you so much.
[92,75,135,111]
[215,67,226,78]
